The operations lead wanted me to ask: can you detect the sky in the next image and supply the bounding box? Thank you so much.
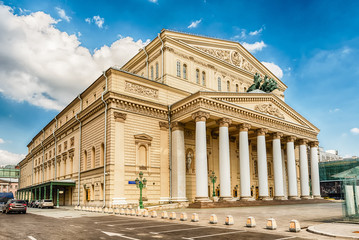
[0,0,359,165]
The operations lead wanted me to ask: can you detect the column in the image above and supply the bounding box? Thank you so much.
[238,123,252,200]
[257,128,270,200]
[192,111,210,202]
[299,139,310,199]
[50,183,53,201]
[35,188,37,200]
[159,122,170,203]
[113,112,127,205]
[218,118,232,200]
[39,187,42,200]
[171,121,187,202]
[310,141,321,198]
[44,186,47,199]
[286,136,299,199]
[57,189,59,207]
[272,132,285,200]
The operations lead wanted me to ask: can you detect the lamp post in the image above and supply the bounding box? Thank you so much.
[209,171,217,197]
[135,171,147,209]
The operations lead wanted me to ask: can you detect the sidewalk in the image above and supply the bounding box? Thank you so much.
[308,223,359,239]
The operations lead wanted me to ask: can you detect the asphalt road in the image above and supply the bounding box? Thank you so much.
[0,212,311,240]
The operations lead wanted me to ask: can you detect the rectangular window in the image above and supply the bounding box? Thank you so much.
[155,63,159,79]
[218,77,221,91]
[176,61,181,77]
[183,64,187,79]
[150,66,154,80]
[196,69,199,84]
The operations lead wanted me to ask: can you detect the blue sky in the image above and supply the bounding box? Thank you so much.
[0,0,359,165]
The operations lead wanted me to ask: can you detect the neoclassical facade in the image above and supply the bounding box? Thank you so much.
[18,29,321,206]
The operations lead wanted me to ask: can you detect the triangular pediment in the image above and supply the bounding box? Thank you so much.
[164,30,285,89]
[134,133,153,142]
[205,92,319,132]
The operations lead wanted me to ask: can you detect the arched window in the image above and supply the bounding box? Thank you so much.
[100,143,104,166]
[227,80,230,91]
[183,64,187,79]
[236,84,239,92]
[84,150,87,171]
[155,62,159,79]
[91,147,95,168]
[196,69,199,84]
[202,72,206,86]
[218,77,222,91]
[139,145,147,166]
[176,61,181,77]
[150,66,154,80]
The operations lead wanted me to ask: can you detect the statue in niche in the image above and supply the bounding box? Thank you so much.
[186,151,193,172]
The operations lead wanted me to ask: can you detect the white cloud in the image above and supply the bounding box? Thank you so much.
[85,17,91,24]
[261,62,283,79]
[0,149,25,166]
[242,41,267,53]
[329,108,340,113]
[149,0,158,3]
[350,128,359,135]
[93,15,104,28]
[232,29,246,40]
[188,19,202,29]
[0,138,4,144]
[249,26,265,36]
[0,4,149,110]
[55,7,70,22]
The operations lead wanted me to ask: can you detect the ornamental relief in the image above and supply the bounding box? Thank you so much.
[125,81,159,99]
[115,101,167,120]
[195,46,258,74]
[254,103,285,119]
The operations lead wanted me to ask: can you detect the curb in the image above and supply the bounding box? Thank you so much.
[307,226,359,239]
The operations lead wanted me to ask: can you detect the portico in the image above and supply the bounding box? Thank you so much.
[169,91,321,202]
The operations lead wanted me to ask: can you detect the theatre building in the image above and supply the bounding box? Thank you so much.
[18,29,321,206]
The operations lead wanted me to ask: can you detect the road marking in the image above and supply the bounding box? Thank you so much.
[107,221,150,226]
[276,237,297,240]
[102,231,140,240]
[150,226,209,234]
[95,219,134,224]
[181,230,245,239]
[28,237,37,240]
[126,223,178,230]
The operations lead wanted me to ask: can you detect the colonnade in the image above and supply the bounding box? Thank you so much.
[171,111,321,202]
[16,183,60,207]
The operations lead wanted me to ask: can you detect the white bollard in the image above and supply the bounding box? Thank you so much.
[169,212,176,220]
[180,212,188,221]
[191,213,199,222]
[126,208,131,215]
[225,215,234,225]
[136,209,142,216]
[266,218,277,230]
[131,209,136,216]
[289,220,301,232]
[143,209,149,217]
[151,210,158,218]
[120,208,125,215]
[209,214,218,224]
[161,211,168,219]
[246,216,256,227]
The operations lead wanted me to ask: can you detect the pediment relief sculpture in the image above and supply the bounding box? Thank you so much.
[254,103,284,119]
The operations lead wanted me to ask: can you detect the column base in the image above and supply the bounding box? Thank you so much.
[240,196,255,201]
[212,196,219,202]
[219,196,234,201]
[112,197,127,205]
[159,197,170,203]
[273,196,287,200]
[301,195,311,200]
[313,195,323,199]
[195,196,212,202]
[259,196,272,201]
[288,196,301,200]
[171,197,188,202]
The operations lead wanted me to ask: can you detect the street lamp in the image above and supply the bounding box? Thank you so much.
[209,171,217,197]
[135,171,147,209]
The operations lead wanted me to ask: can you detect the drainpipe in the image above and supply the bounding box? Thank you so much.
[53,117,58,180]
[101,71,108,208]
[158,33,164,83]
[41,129,45,183]
[168,105,172,203]
[143,46,149,78]
[75,94,83,206]
[31,140,34,186]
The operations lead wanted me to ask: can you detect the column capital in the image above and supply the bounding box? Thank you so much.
[192,111,210,122]
[171,121,184,131]
[159,121,169,130]
[217,118,232,128]
[256,128,268,136]
[298,139,309,145]
[114,111,127,122]
[272,132,283,139]
[286,136,297,142]
[309,141,319,148]
[237,123,251,132]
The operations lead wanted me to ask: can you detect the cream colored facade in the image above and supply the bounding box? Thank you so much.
[18,29,321,206]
